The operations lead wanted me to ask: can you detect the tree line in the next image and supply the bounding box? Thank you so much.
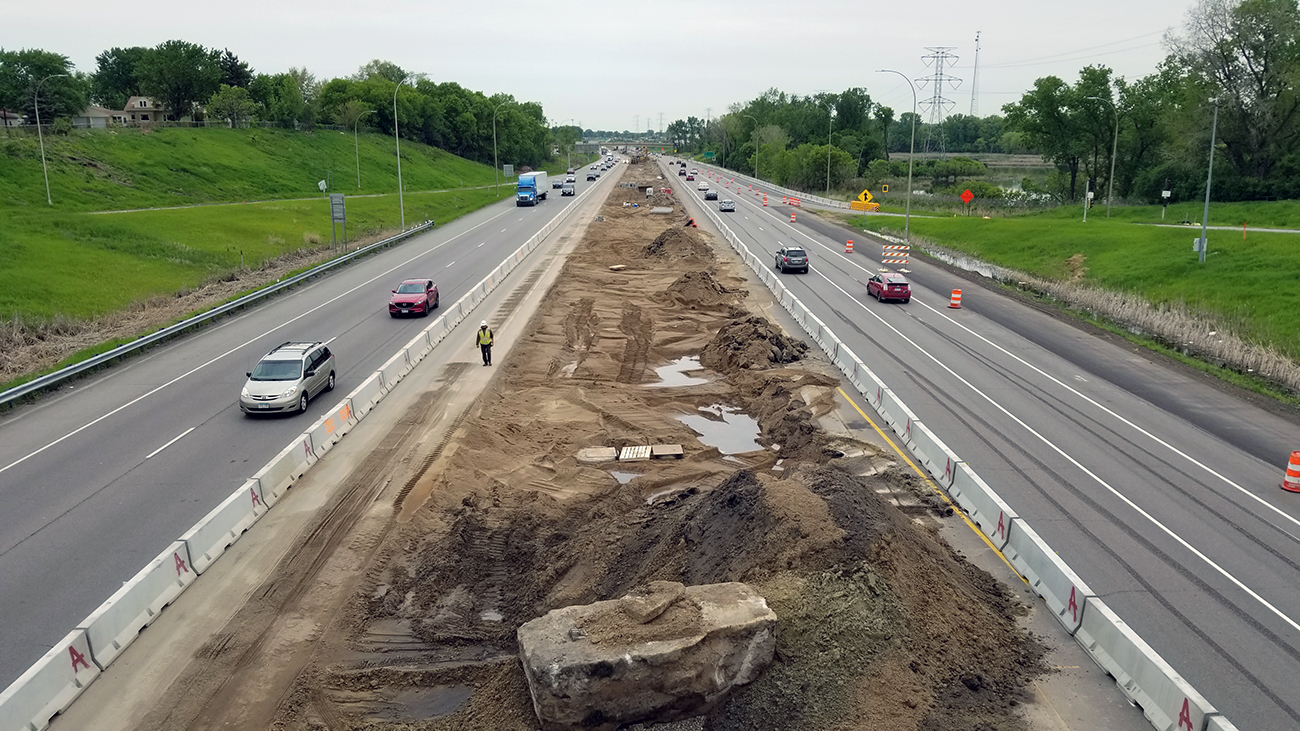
[0,44,554,168]
[670,0,1298,204]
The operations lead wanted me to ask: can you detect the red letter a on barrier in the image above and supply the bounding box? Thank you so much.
[69,645,90,672]
[1177,698,1194,730]
[1068,586,1078,623]
[250,488,262,508]
[174,552,190,576]
[997,512,1006,539]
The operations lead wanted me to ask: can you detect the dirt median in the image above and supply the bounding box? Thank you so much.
[148,160,1048,730]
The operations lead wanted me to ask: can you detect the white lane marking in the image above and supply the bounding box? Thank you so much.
[145,427,194,460]
[810,265,1300,634]
[1,204,523,477]
[477,242,484,247]
[502,228,508,232]
[445,261,456,268]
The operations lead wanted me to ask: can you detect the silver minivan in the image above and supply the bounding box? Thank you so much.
[240,341,336,415]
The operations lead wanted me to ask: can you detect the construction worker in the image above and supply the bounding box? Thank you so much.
[475,320,494,366]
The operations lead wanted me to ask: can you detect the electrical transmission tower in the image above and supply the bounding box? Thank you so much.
[970,32,981,116]
[915,46,962,156]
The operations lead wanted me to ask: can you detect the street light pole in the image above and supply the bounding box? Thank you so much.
[742,113,760,181]
[1199,97,1219,265]
[1086,95,1120,217]
[393,74,412,230]
[877,70,917,242]
[492,100,510,198]
[36,73,68,206]
[826,103,834,196]
[354,109,376,189]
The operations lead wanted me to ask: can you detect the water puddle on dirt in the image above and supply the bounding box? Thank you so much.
[676,404,761,454]
[372,686,474,721]
[610,471,639,484]
[646,356,708,387]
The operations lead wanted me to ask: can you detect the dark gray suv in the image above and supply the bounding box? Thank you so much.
[775,246,809,274]
[240,341,336,415]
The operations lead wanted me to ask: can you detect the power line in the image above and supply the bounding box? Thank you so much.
[980,31,1165,68]
[916,46,961,155]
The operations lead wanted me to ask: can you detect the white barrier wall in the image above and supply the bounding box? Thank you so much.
[1074,599,1220,731]
[0,630,100,731]
[180,480,268,574]
[347,373,386,419]
[947,463,1017,549]
[253,434,314,506]
[1001,520,1094,634]
[377,350,412,391]
[77,541,197,668]
[908,422,963,488]
[307,399,357,460]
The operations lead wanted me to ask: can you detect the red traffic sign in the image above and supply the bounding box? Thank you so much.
[960,189,974,204]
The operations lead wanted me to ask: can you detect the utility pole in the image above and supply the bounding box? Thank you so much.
[969,32,981,116]
[1198,98,1219,264]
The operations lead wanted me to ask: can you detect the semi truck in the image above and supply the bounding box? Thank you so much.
[516,171,548,206]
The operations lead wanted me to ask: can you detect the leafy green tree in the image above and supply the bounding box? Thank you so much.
[218,49,254,88]
[136,40,221,121]
[0,49,87,122]
[91,46,147,110]
[354,59,408,83]
[207,84,255,127]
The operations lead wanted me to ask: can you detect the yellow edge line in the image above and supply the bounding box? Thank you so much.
[836,387,1026,583]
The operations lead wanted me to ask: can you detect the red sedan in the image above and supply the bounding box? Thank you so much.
[389,279,439,317]
[867,273,911,303]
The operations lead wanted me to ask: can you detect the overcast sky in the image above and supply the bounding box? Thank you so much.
[9,0,1185,131]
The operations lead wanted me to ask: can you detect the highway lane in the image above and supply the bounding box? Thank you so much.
[665,159,1300,729]
[0,163,620,686]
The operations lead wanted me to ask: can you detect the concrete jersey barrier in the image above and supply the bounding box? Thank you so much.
[0,630,100,731]
[307,399,357,460]
[180,480,268,574]
[1001,520,1094,634]
[76,541,197,668]
[253,434,315,506]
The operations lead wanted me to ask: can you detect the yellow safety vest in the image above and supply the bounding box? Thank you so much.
[477,328,493,345]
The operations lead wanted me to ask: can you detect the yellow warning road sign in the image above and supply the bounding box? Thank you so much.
[857,189,874,203]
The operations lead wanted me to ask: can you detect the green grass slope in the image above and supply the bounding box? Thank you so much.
[850,212,1300,359]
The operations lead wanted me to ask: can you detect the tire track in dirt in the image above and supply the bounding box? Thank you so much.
[616,301,654,383]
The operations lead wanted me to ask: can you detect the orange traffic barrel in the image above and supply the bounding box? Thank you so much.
[763,197,768,207]
[948,289,963,309]
[790,212,797,223]
[846,240,854,253]
[1284,451,1300,492]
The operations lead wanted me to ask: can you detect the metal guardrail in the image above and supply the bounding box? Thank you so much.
[0,221,436,409]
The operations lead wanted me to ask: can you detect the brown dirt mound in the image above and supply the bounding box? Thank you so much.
[347,464,1044,730]
[701,315,810,372]
[645,227,714,261]
[664,271,745,307]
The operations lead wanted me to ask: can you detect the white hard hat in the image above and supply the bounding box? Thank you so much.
[481,320,487,326]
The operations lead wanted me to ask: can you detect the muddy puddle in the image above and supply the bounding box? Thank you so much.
[646,355,708,387]
[676,404,762,454]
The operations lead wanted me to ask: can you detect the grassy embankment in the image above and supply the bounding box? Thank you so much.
[0,128,591,322]
[0,128,587,389]
[840,205,1300,397]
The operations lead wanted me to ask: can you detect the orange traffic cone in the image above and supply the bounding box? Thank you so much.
[763,197,768,207]
[790,212,797,223]
[948,289,963,309]
[783,196,788,204]
[1284,451,1300,492]
[846,240,854,253]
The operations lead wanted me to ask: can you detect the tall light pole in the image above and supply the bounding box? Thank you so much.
[742,113,760,181]
[877,70,917,242]
[36,73,68,206]
[492,100,511,198]
[1085,95,1119,217]
[354,109,376,189]
[393,73,412,229]
[1199,97,1219,265]
[824,102,835,196]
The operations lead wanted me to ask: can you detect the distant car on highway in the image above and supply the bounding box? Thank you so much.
[678,168,686,176]
[690,169,698,175]
[565,175,575,183]
[697,181,709,191]
[566,168,575,175]
[587,171,597,181]
[705,190,718,200]
[561,183,575,196]
[240,341,336,415]
[867,273,911,303]
[686,174,694,181]
[552,178,563,188]
[719,199,735,212]
[774,246,809,274]
[389,278,439,317]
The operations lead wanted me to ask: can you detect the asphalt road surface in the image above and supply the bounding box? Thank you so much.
[667,158,1300,730]
[0,165,620,688]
